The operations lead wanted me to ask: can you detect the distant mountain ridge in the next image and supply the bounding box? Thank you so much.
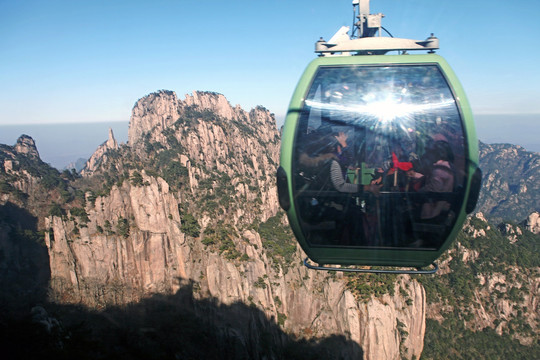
[477,141,540,222]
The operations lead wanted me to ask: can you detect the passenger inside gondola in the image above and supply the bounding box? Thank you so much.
[293,64,468,251]
[406,135,456,247]
[295,127,352,242]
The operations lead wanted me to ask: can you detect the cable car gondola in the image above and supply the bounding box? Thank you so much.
[277,0,482,273]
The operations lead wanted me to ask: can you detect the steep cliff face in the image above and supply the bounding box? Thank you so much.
[42,90,426,359]
[45,172,185,305]
[128,90,180,147]
[0,137,58,312]
[1,136,42,199]
[44,175,425,359]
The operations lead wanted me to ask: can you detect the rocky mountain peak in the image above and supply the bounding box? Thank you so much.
[14,134,40,158]
[105,127,118,149]
[127,90,268,148]
[128,90,179,146]
[184,91,239,120]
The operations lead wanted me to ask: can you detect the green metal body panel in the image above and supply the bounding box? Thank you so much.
[279,54,479,267]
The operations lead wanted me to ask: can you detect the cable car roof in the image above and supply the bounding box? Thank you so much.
[316,0,439,56]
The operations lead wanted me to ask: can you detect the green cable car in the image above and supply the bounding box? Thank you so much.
[277,1,482,273]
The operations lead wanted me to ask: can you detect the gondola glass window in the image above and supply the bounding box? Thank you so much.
[293,64,467,250]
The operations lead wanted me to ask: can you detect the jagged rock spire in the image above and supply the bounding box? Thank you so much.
[106,128,118,150]
[81,127,119,176]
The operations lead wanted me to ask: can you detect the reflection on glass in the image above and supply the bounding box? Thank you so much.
[293,65,466,250]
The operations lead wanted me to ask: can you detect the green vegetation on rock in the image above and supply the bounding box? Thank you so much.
[257,213,296,272]
[180,212,201,238]
[421,318,539,360]
[419,216,540,358]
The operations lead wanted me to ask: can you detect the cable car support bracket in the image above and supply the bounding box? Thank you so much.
[315,0,439,56]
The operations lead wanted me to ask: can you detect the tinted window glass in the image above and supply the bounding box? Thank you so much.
[293,65,466,250]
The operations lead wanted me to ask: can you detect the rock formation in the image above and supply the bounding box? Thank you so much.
[524,212,540,234]
[81,128,119,176]
[128,90,180,147]
[14,134,40,158]
[41,90,426,359]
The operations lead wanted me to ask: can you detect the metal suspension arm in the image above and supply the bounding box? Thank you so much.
[316,0,439,56]
[303,258,439,274]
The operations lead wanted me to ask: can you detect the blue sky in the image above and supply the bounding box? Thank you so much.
[1,0,540,127]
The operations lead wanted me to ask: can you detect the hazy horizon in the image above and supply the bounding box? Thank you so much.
[0,121,129,169]
[0,113,538,170]
[474,113,540,153]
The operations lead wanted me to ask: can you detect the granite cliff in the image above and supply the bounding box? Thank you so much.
[0,91,426,359]
[72,90,426,359]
